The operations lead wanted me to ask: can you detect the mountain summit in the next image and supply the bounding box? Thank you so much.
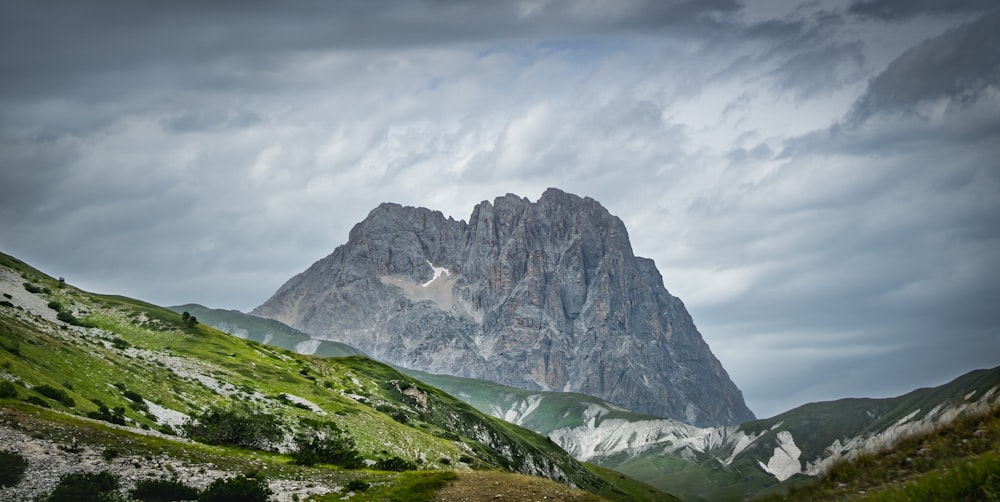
[253,188,754,426]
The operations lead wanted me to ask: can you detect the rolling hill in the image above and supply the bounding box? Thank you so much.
[0,252,674,501]
[182,302,1000,501]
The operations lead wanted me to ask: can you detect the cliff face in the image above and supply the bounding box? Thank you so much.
[253,188,754,426]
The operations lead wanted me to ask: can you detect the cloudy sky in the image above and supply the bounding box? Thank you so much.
[2,0,998,419]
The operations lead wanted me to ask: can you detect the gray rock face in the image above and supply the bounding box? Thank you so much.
[253,188,754,426]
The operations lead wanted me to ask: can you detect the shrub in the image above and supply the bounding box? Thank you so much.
[0,381,18,399]
[110,337,131,350]
[122,389,148,411]
[1,300,14,308]
[183,404,282,451]
[291,425,363,468]
[199,473,271,502]
[47,301,63,312]
[130,478,199,502]
[26,395,50,408]
[23,282,42,294]
[346,479,369,492]
[375,456,417,472]
[102,447,120,461]
[44,471,121,502]
[35,384,75,407]
[88,404,127,425]
[57,311,82,326]
[0,450,28,487]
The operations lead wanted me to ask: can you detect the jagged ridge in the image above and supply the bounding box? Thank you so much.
[253,188,754,426]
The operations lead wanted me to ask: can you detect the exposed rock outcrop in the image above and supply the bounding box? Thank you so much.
[253,188,754,426]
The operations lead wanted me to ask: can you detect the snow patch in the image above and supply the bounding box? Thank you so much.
[758,431,802,482]
[295,339,323,355]
[422,260,449,287]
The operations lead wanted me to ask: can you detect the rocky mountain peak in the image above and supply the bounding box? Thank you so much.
[253,189,755,426]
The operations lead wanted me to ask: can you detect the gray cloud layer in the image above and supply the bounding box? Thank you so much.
[1,1,998,419]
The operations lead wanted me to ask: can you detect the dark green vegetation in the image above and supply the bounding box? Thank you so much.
[45,471,121,502]
[129,478,200,501]
[200,473,272,502]
[0,450,27,487]
[759,403,1000,501]
[0,251,674,501]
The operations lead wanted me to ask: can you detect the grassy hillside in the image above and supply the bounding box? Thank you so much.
[162,302,999,502]
[758,403,1000,501]
[0,251,675,501]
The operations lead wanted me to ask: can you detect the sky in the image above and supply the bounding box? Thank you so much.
[1,0,998,420]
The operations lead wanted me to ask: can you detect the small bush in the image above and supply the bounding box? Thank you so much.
[26,395,50,408]
[291,426,363,468]
[375,456,417,472]
[110,337,131,350]
[123,389,148,411]
[183,404,282,451]
[35,384,75,407]
[346,479,369,492]
[102,447,120,461]
[23,282,42,294]
[0,300,13,308]
[56,311,82,326]
[47,301,63,312]
[0,450,28,487]
[130,478,199,502]
[0,381,18,399]
[199,473,271,502]
[44,471,121,502]
[88,404,127,425]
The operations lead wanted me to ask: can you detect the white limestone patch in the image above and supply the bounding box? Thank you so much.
[0,267,61,323]
[758,431,802,482]
[497,395,544,426]
[144,400,189,428]
[547,409,710,462]
[282,393,325,414]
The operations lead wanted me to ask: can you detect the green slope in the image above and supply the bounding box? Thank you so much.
[151,295,1000,502]
[169,303,362,358]
[0,251,675,501]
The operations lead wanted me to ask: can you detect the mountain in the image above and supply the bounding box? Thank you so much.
[252,188,753,427]
[0,252,675,501]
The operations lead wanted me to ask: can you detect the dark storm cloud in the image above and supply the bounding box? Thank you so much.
[0,0,740,90]
[848,0,997,21]
[848,11,1000,124]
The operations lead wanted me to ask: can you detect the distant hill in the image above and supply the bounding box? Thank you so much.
[169,303,362,358]
[0,251,674,501]
[411,363,1000,501]
[174,297,1000,501]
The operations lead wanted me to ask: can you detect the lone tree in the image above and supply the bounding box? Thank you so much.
[181,311,198,328]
